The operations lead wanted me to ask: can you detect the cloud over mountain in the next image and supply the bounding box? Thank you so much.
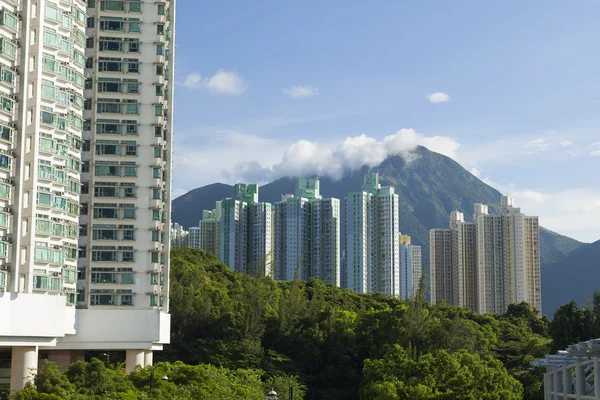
[225,129,460,182]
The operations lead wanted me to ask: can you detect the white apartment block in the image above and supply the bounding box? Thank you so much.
[219,184,272,277]
[430,197,541,315]
[475,197,541,314]
[187,226,199,249]
[345,173,400,296]
[429,228,454,305]
[273,194,309,281]
[0,0,174,393]
[170,222,187,248]
[399,235,422,299]
[198,202,220,255]
[273,179,340,286]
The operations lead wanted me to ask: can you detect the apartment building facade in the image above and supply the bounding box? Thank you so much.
[0,0,175,393]
[345,173,400,296]
[272,178,340,285]
[197,203,220,255]
[399,235,422,299]
[219,184,272,277]
[429,197,541,315]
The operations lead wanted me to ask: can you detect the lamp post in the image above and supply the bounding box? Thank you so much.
[149,365,168,396]
[101,353,110,367]
[266,375,293,400]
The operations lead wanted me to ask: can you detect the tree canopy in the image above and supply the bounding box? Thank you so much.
[16,248,599,400]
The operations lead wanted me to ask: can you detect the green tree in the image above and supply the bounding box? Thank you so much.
[360,345,523,399]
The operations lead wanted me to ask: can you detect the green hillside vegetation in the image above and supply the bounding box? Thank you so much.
[18,248,600,400]
[164,249,551,399]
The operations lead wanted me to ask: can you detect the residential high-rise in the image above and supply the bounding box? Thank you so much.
[475,197,541,314]
[345,173,400,296]
[170,223,188,248]
[198,203,220,256]
[0,0,175,393]
[219,184,272,277]
[188,227,200,249]
[272,178,340,285]
[429,197,541,315]
[399,234,422,299]
[429,228,454,305]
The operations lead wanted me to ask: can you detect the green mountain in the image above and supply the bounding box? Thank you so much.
[542,239,600,316]
[172,146,584,268]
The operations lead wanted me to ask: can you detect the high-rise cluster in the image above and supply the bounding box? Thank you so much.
[0,0,175,393]
[430,196,541,314]
[194,174,417,298]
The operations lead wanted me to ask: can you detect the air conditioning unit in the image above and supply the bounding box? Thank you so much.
[54,245,61,249]
[0,264,9,271]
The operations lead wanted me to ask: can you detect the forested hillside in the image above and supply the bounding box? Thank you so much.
[162,249,552,399]
[19,249,600,399]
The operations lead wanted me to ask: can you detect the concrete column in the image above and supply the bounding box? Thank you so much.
[576,363,586,398]
[10,346,38,394]
[125,350,145,374]
[563,367,571,399]
[544,372,554,400]
[594,358,600,400]
[554,370,561,400]
[144,350,153,368]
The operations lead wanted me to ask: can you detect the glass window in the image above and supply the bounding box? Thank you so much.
[152,168,161,178]
[121,273,134,284]
[150,294,158,307]
[157,4,165,15]
[154,105,163,116]
[101,1,125,11]
[129,2,141,12]
[123,208,136,219]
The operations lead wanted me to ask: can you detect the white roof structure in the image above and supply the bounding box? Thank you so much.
[533,338,600,371]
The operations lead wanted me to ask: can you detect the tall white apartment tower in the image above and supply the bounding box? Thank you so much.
[430,197,541,315]
[475,197,541,314]
[272,178,340,285]
[198,202,220,256]
[345,173,400,296]
[399,235,422,299]
[0,0,175,394]
[219,184,273,277]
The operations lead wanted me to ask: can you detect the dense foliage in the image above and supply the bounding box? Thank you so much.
[160,248,555,399]
[14,359,291,400]
[17,248,599,399]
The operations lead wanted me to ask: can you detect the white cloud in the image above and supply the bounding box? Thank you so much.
[474,178,600,242]
[591,150,600,157]
[469,167,481,177]
[509,188,600,243]
[183,73,202,89]
[222,128,460,182]
[559,140,573,147]
[426,92,450,103]
[204,70,247,95]
[181,70,247,95]
[282,85,320,99]
[524,138,552,152]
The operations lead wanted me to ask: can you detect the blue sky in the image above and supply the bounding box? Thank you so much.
[172,1,600,242]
